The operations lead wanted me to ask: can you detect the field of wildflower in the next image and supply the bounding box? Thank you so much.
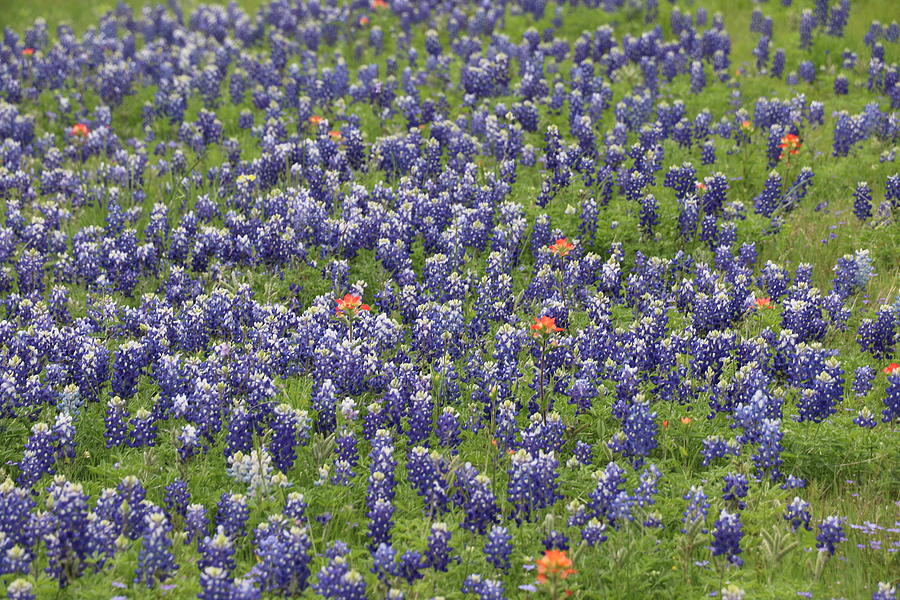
[0,0,899,598]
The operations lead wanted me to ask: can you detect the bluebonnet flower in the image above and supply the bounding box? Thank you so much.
[690,61,706,94]
[886,174,900,208]
[483,525,512,571]
[873,582,897,600]
[111,341,145,399]
[5,580,34,600]
[826,0,850,36]
[128,409,157,448]
[858,306,897,359]
[455,467,500,535]
[800,10,815,48]
[753,36,770,71]
[798,61,816,83]
[581,517,608,546]
[816,516,847,555]
[370,543,397,582]
[507,450,560,524]
[104,397,129,448]
[681,486,710,534]
[722,473,750,511]
[185,503,209,545]
[573,441,593,466]
[854,407,878,429]
[314,543,367,600]
[425,522,453,572]
[701,435,740,466]
[853,366,878,395]
[215,493,249,539]
[163,479,190,522]
[752,418,784,481]
[16,422,56,489]
[407,447,450,517]
[638,194,659,238]
[834,74,850,95]
[134,509,178,587]
[436,407,462,454]
[754,171,783,217]
[710,509,744,566]
[198,527,236,576]
[312,379,338,435]
[797,360,843,423]
[607,396,657,467]
[396,550,425,584]
[589,461,631,527]
[781,474,807,490]
[175,423,202,461]
[543,530,569,551]
[833,250,876,299]
[249,525,312,595]
[43,477,93,586]
[784,497,812,531]
[632,464,663,508]
[367,499,394,552]
[462,575,506,600]
[771,49,786,79]
[854,182,873,221]
[884,374,900,422]
[268,404,302,473]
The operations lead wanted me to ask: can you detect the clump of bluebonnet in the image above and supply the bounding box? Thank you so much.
[854,182,873,221]
[857,305,897,359]
[783,497,812,532]
[483,525,512,572]
[884,374,900,422]
[854,407,878,429]
[832,250,876,299]
[710,509,744,566]
[872,582,897,600]
[816,515,847,556]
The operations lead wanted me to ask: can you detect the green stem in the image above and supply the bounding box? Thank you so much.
[539,339,547,417]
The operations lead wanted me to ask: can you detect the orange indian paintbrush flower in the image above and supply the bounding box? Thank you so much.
[530,316,563,338]
[335,294,370,317]
[535,549,577,584]
[779,133,801,159]
[548,238,574,257]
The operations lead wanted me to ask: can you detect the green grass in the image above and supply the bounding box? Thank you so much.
[0,0,898,599]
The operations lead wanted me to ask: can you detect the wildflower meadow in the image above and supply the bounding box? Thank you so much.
[0,0,898,598]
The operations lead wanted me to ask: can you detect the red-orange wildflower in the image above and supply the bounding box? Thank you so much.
[548,238,574,257]
[22,48,35,56]
[335,294,370,317]
[779,133,801,159]
[70,123,89,138]
[755,297,773,309]
[536,549,577,584]
[530,316,563,338]
[884,363,900,375]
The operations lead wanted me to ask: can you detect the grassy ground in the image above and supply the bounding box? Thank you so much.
[0,0,898,599]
